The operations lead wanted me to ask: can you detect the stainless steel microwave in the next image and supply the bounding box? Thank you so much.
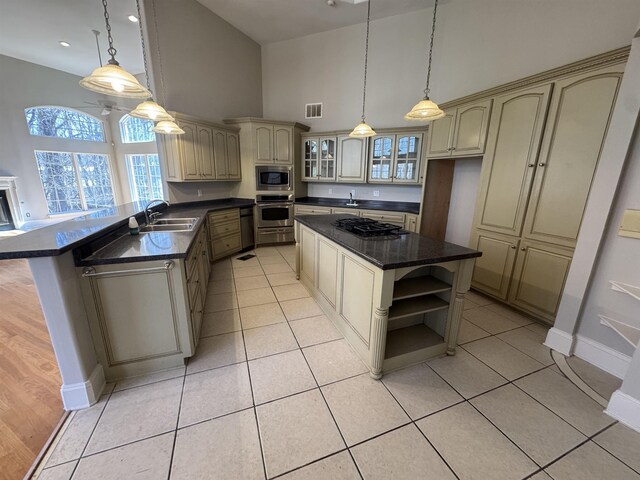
[255,165,293,192]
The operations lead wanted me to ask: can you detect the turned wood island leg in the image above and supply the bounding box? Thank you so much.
[370,307,390,379]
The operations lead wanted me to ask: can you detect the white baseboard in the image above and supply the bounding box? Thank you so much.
[573,334,631,379]
[60,364,106,410]
[605,390,640,433]
[544,327,575,355]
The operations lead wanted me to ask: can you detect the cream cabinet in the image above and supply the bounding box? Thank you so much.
[368,132,424,184]
[295,205,418,232]
[208,208,242,260]
[469,63,624,322]
[336,135,367,183]
[302,136,337,181]
[157,113,241,182]
[360,209,406,227]
[303,133,368,183]
[253,123,294,164]
[426,99,492,158]
[294,205,333,215]
[80,223,212,380]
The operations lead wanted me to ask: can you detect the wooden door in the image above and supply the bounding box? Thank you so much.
[179,121,200,180]
[368,135,395,183]
[394,133,423,183]
[451,99,492,156]
[274,126,293,164]
[255,125,274,163]
[522,67,623,248]
[197,126,215,179]
[470,229,519,300]
[473,84,553,237]
[225,132,241,180]
[319,137,337,181]
[509,240,573,322]
[336,135,367,183]
[426,109,455,157]
[213,130,228,179]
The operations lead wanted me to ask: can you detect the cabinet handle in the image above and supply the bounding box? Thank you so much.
[538,163,546,167]
[510,245,516,249]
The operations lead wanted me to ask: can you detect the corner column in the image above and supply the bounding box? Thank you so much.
[369,307,389,379]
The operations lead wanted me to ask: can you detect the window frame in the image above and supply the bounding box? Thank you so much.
[125,153,164,203]
[119,114,156,144]
[25,106,106,142]
[34,149,117,215]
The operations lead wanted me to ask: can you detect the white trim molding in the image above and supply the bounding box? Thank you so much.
[0,176,24,227]
[60,363,105,410]
[605,390,640,433]
[573,334,632,379]
[544,327,575,356]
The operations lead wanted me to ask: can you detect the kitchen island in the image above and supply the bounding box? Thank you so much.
[294,214,481,378]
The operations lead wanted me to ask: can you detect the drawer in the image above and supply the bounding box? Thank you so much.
[332,208,360,216]
[185,242,200,279]
[210,219,241,238]
[208,209,240,224]
[211,233,242,258]
[295,206,332,215]
[186,260,201,306]
[360,210,406,225]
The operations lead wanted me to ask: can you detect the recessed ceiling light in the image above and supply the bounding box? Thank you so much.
[59,41,71,47]
[128,15,138,22]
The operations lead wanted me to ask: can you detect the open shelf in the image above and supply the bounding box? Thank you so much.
[393,276,451,301]
[388,295,449,321]
[384,324,445,360]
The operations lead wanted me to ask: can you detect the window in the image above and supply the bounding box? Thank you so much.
[126,154,164,202]
[35,151,115,214]
[119,115,156,143]
[25,107,105,142]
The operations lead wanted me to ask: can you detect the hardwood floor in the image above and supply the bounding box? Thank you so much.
[0,259,63,480]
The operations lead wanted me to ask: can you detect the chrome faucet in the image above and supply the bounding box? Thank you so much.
[350,192,353,203]
[144,199,170,225]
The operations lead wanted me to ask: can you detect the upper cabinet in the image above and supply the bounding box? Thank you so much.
[368,131,424,184]
[157,113,241,182]
[253,123,294,164]
[426,99,492,158]
[302,136,337,181]
[336,135,367,183]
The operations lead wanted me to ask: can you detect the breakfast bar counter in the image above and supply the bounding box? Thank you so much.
[294,214,481,378]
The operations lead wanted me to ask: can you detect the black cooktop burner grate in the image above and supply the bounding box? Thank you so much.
[333,217,408,237]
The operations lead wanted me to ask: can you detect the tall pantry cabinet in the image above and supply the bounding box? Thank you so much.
[470,63,624,322]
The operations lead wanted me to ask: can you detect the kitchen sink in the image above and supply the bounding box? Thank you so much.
[345,203,359,207]
[151,217,198,225]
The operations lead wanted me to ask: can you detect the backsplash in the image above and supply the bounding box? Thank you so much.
[166,182,238,204]
[307,183,422,203]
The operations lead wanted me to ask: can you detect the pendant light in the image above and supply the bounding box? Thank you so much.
[153,120,185,135]
[349,0,376,138]
[81,0,151,98]
[129,0,174,122]
[404,0,445,121]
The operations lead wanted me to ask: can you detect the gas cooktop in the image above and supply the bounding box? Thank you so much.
[333,217,409,238]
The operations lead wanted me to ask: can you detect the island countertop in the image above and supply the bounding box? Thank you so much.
[295,196,420,214]
[295,214,481,270]
[0,198,254,261]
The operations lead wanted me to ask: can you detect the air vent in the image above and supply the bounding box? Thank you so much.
[305,103,323,119]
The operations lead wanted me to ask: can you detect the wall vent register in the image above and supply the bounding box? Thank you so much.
[305,103,323,119]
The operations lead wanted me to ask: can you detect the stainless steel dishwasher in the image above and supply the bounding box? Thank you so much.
[240,207,255,250]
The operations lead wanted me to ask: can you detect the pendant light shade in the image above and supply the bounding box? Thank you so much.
[404,0,443,122]
[81,0,150,99]
[349,122,377,138]
[350,0,376,138]
[129,100,174,121]
[153,120,185,135]
[404,98,445,121]
[80,63,151,98]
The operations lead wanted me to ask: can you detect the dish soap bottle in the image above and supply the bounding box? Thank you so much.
[129,216,140,235]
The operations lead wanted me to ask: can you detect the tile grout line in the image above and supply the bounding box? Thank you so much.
[165,370,187,480]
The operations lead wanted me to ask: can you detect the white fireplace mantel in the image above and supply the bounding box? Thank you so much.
[0,176,24,228]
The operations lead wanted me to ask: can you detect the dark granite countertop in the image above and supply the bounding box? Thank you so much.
[0,198,254,261]
[295,197,420,215]
[295,214,481,270]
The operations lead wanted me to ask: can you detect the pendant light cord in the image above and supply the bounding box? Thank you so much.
[101,0,119,65]
[423,0,438,100]
[360,0,372,122]
[150,0,168,106]
[135,0,153,93]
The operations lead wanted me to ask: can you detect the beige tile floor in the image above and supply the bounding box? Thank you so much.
[33,245,640,479]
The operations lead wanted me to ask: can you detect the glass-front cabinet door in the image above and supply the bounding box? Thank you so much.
[394,133,423,183]
[368,135,394,182]
[318,137,336,181]
[303,139,318,181]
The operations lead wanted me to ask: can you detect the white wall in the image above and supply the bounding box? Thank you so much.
[444,158,482,246]
[0,54,125,220]
[261,0,640,239]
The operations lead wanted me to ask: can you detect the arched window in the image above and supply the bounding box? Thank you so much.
[25,106,105,142]
[119,115,156,143]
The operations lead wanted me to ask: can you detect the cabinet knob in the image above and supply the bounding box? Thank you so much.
[538,163,546,167]
[510,245,516,249]
[521,247,526,251]
[528,164,535,167]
